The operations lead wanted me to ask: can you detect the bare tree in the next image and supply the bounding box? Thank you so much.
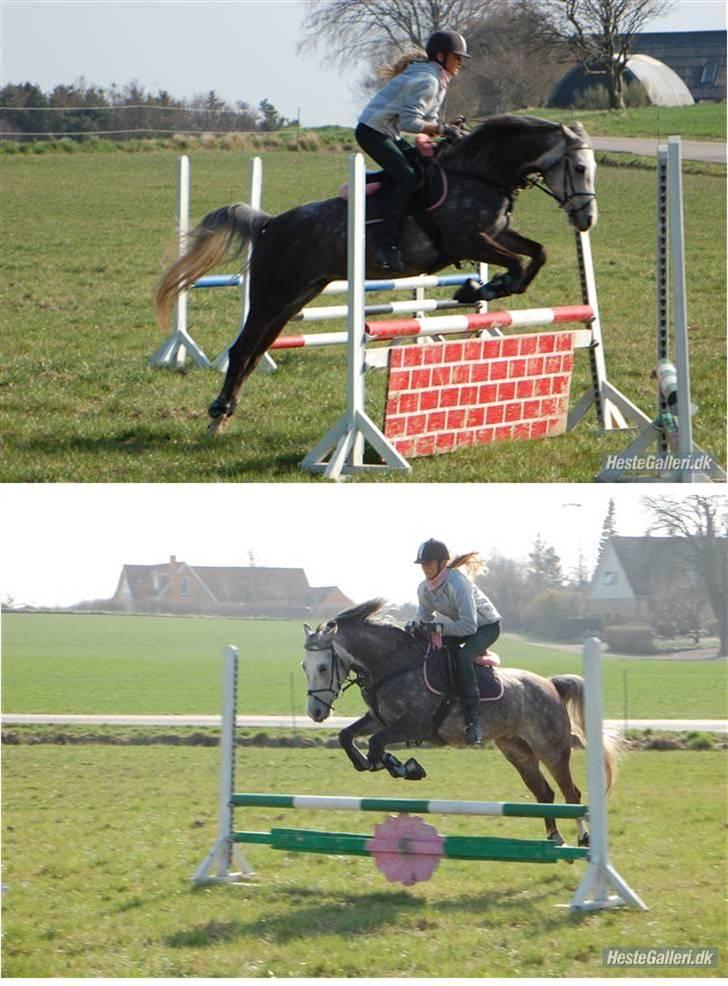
[447,2,568,116]
[298,0,495,69]
[522,0,677,109]
[642,494,728,656]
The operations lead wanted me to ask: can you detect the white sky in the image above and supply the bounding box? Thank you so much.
[2,484,724,608]
[1,0,726,127]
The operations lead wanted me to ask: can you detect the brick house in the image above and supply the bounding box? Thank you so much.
[109,556,354,619]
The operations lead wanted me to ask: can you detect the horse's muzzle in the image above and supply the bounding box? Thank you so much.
[307,698,331,723]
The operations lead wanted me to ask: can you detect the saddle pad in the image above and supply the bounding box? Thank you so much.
[424,649,504,702]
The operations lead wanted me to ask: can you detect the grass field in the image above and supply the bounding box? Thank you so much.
[1,136,725,482]
[2,744,725,977]
[3,613,727,719]
[517,103,727,140]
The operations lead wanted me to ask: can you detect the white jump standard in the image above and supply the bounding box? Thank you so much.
[193,639,647,912]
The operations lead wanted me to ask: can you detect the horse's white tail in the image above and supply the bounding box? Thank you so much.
[550,674,626,793]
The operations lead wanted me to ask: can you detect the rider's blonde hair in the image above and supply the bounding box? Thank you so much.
[448,552,487,581]
[378,47,427,80]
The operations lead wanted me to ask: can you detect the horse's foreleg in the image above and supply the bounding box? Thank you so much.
[450,231,528,303]
[367,722,427,781]
[492,228,547,295]
[339,712,378,772]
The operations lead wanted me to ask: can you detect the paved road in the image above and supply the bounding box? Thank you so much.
[592,136,725,164]
[3,713,725,733]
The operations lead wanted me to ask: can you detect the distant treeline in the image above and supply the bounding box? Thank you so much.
[0,81,297,141]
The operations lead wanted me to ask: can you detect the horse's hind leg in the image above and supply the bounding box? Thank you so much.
[494,737,564,844]
[536,746,589,847]
[208,276,330,432]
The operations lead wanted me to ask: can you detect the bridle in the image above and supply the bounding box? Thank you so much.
[303,639,351,715]
[528,143,597,223]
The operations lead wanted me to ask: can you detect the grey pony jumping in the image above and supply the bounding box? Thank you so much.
[302,600,621,848]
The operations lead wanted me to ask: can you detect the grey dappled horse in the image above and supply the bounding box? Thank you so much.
[302,600,621,847]
[155,115,597,433]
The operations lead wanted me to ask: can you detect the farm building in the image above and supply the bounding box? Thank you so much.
[107,556,353,619]
[587,536,721,627]
[549,30,726,107]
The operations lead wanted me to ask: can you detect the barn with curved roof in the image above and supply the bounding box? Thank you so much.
[550,53,694,108]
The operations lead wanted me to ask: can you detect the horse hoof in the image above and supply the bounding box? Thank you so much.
[578,832,590,848]
[207,417,228,437]
[403,758,426,781]
[481,274,514,300]
[548,831,565,847]
[452,279,482,304]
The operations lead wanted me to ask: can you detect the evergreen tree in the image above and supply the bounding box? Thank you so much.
[528,534,563,590]
[596,497,617,567]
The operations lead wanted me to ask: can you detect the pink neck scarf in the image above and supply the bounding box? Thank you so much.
[426,566,449,591]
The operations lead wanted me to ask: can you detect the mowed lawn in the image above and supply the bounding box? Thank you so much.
[1,142,725,482]
[3,613,726,719]
[2,744,725,977]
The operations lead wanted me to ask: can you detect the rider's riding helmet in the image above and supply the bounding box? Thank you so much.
[425,30,471,62]
[414,539,450,564]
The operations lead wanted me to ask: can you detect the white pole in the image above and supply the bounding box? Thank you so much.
[667,136,695,479]
[174,154,190,365]
[213,156,276,373]
[300,153,410,479]
[570,638,648,911]
[192,645,253,885]
[150,155,213,369]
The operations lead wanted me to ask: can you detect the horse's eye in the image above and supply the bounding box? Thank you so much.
[318,663,328,674]
[575,164,586,174]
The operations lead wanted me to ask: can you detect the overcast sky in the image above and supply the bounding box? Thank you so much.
[1,484,723,609]
[2,1,726,127]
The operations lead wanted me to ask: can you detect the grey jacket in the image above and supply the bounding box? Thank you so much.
[358,61,448,141]
[416,568,501,638]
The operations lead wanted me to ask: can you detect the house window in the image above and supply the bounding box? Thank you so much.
[180,576,190,597]
[603,571,618,586]
[700,62,718,85]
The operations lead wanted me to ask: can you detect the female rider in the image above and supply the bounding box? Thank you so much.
[355,30,469,273]
[414,538,501,745]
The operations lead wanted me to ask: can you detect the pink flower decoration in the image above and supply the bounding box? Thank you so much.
[366,814,445,886]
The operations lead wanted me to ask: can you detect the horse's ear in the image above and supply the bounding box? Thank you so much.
[323,620,338,639]
[560,123,578,144]
[303,622,313,637]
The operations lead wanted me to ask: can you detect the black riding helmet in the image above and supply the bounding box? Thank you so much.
[414,539,450,564]
[425,30,470,61]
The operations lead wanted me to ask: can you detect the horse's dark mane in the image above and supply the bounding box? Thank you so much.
[439,114,558,162]
[439,114,590,169]
[332,598,387,625]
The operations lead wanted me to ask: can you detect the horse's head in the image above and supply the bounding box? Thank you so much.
[539,123,598,233]
[301,620,347,722]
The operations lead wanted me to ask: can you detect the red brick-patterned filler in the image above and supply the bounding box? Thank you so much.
[384,331,577,457]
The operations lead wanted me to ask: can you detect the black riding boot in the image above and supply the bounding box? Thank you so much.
[456,654,483,745]
[375,214,406,274]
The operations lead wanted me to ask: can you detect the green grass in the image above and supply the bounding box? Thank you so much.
[2,744,725,977]
[516,103,726,140]
[1,143,725,482]
[3,613,726,719]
